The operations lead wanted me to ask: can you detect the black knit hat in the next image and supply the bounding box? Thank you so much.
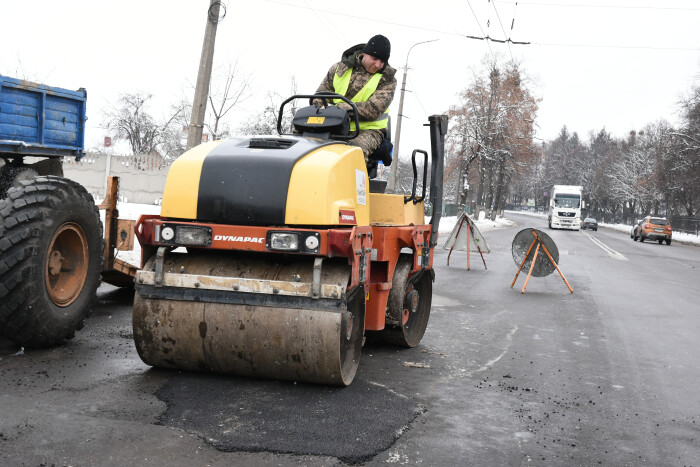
[362,35,391,62]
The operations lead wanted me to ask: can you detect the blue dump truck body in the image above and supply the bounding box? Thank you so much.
[0,75,86,158]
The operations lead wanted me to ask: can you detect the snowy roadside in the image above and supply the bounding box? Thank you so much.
[504,210,700,246]
[107,203,518,269]
[434,212,515,236]
[105,203,698,271]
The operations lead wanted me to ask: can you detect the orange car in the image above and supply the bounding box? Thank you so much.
[633,216,672,245]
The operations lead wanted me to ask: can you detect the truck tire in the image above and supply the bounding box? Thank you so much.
[0,165,39,199]
[0,176,104,346]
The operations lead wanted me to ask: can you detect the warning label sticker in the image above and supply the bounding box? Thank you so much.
[356,169,366,206]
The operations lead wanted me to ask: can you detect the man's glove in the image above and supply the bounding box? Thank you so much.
[381,151,392,166]
[368,139,393,166]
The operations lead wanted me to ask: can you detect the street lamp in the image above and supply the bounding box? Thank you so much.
[386,39,438,193]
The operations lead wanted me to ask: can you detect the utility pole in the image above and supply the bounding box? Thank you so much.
[187,0,223,150]
[386,39,438,193]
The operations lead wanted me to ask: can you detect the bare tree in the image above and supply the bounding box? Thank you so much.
[160,95,193,159]
[157,63,252,158]
[238,78,298,136]
[103,92,181,156]
[206,62,252,140]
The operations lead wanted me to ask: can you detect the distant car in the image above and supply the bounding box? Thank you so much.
[581,217,598,231]
[630,219,642,239]
[633,216,672,245]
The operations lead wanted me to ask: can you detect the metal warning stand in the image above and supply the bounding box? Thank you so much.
[510,228,573,294]
[444,213,488,270]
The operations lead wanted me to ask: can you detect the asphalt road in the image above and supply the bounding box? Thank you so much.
[1,213,699,466]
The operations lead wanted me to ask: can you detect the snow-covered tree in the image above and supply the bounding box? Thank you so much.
[447,57,538,219]
[669,84,700,216]
[587,128,619,216]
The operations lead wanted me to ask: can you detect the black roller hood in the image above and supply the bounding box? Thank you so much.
[196,136,335,226]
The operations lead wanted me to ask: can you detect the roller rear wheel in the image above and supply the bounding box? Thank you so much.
[368,254,432,348]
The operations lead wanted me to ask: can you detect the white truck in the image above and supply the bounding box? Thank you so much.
[548,185,584,230]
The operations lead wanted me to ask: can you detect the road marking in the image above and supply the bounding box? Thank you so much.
[427,323,518,391]
[582,231,627,260]
[478,325,519,371]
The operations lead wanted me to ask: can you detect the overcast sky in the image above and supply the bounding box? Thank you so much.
[1,0,699,156]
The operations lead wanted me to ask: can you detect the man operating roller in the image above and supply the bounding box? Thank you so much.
[316,34,397,162]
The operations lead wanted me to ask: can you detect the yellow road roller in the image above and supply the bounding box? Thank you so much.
[132,94,447,385]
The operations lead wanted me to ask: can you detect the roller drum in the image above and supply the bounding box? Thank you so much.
[133,252,364,385]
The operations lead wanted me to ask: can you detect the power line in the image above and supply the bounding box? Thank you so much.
[264,0,529,46]
[406,74,429,119]
[261,0,699,52]
[466,0,496,60]
[302,0,347,45]
[532,42,700,51]
[489,0,514,59]
[494,1,700,11]
[264,0,466,37]
[463,35,530,45]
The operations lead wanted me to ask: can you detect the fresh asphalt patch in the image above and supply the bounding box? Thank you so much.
[155,373,424,463]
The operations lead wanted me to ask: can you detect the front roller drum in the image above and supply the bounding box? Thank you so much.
[132,255,365,385]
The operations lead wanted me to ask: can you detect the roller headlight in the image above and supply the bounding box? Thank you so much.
[270,233,299,251]
[159,223,211,246]
[175,225,212,246]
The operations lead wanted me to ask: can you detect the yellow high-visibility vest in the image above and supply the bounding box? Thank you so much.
[333,67,389,131]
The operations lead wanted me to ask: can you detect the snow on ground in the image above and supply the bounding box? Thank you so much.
[108,203,698,269]
[434,211,515,236]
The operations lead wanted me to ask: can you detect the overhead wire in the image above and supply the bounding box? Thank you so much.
[466,0,496,61]
[406,74,429,119]
[302,0,347,45]
[263,0,477,39]
[261,0,699,52]
[489,0,514,60]
[263,0,529,45]
[494,1,700,12]
[532,42,700,51]
[510,1,519,38]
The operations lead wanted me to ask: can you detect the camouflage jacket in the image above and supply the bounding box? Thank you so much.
[316,44,397,123]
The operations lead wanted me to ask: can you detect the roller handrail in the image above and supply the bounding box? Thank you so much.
[404,149,428,204]
[277,92,361,141]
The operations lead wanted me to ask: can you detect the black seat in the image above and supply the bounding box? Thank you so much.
[369,178,388,193]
